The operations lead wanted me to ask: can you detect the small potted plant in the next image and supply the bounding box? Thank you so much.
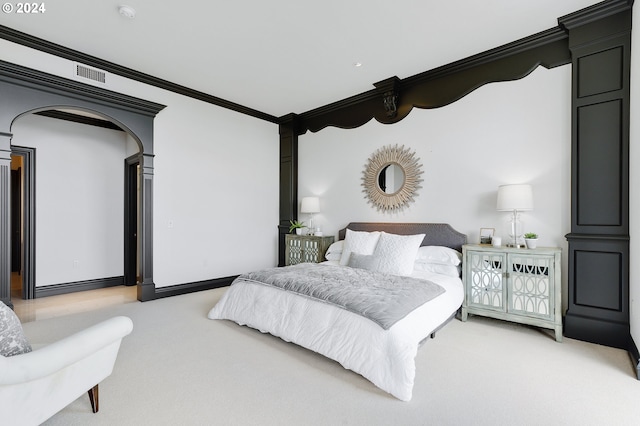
[289,219,306,235]
[524,232,538,249]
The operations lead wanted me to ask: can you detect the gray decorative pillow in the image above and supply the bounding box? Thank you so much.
[347,253,382,271]
[0,301,32,357]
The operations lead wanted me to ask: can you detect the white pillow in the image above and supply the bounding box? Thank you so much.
[413,262,461,277]
[324,240,344,261]
[416,246,462,266]
[347,253,382,271]
[372,232,425,276]
[339,229,381,266]
[0,301,32,357]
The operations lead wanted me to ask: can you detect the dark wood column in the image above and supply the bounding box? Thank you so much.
[0,132,12,308]
[278,114,299,266]
[137,152,156,301]
[560,1,633,349]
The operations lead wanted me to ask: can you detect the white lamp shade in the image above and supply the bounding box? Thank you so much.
[496,184,533,211]
[300,197,320,213]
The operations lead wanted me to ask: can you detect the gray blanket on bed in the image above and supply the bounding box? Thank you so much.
[237,263,445,330]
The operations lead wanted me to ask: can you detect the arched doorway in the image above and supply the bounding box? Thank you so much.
[0,61,165,305]
[10,108,141,302]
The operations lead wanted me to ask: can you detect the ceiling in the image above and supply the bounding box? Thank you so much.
[1,0,601,119]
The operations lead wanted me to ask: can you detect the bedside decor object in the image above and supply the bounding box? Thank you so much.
[496,184,533,248]
[524,232,538,249]
[479,228,494,245]
[362,144,423,213]
[461,244,562,342]
[300,197,320,235]
[289,220,306,235]
[492,236,502,247]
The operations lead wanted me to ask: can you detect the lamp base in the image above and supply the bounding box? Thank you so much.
[506,243,525,248]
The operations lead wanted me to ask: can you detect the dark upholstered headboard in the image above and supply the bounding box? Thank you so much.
[338,223,467,252]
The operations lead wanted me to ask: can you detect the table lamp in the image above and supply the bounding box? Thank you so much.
[300,197,320,235]
[496,184,533,248]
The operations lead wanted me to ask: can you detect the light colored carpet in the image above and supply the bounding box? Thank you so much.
[21,287,640,426]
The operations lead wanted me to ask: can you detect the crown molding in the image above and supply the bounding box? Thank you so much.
[0,25,279,124]
[0,60,166,116]
[558,0,634,29]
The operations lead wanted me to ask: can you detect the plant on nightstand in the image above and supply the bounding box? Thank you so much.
[524,232,538,249]
[289,220,306,235]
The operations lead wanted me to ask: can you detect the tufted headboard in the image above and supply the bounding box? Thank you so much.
[338,223,467,252]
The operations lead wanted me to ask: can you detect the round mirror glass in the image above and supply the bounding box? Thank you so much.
[362,144,423,212]
[377,164,405,194]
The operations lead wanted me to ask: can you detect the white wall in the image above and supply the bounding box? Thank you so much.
[1,39,280,289]
[629,4,639,348]
[151,93,280,284]
[12,114,129,286]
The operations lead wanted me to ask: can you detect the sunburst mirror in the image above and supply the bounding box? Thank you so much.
[361,144,423,212]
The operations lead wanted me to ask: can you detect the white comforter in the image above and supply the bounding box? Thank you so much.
[207,263,463,401]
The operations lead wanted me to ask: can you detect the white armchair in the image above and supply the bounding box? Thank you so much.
[0,315,133,426]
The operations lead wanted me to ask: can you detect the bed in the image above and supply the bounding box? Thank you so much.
[208,222,467,401]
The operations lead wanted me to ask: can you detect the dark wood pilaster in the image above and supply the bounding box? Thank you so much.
[137,153,156,301]
[278,114,299,266]
[560,1,633,349]
[0,132,11,308]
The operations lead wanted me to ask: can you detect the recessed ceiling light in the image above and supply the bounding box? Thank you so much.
[354,62,363,68]
[118,5,136,19]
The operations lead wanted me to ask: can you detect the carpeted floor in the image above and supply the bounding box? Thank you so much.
[21,287,640,425]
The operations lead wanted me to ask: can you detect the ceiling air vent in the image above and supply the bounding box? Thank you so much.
[75,63,106,83]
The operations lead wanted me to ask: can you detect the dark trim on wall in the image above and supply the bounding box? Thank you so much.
[35,110,123,131]
[277,114,299,266]
[558,0,634,28]
[291,26,571,134]
[0,154,9,308]
[124,154,139,287]
[10,145,35,300]
[35,276,123,298]
[0,25,279,125]
[153,276,238,300]
[137,161,155,302]
[561,1,632,351]
[32,274,237,300]
[0,61,165,117]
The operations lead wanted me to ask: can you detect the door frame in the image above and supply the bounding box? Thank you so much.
[124,154,139,286]
[10,146,35,300]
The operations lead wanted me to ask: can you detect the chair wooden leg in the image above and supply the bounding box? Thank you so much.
[88,384,99,413]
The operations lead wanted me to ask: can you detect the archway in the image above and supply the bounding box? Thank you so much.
[11,108,141,302]
[0,60,165,305]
